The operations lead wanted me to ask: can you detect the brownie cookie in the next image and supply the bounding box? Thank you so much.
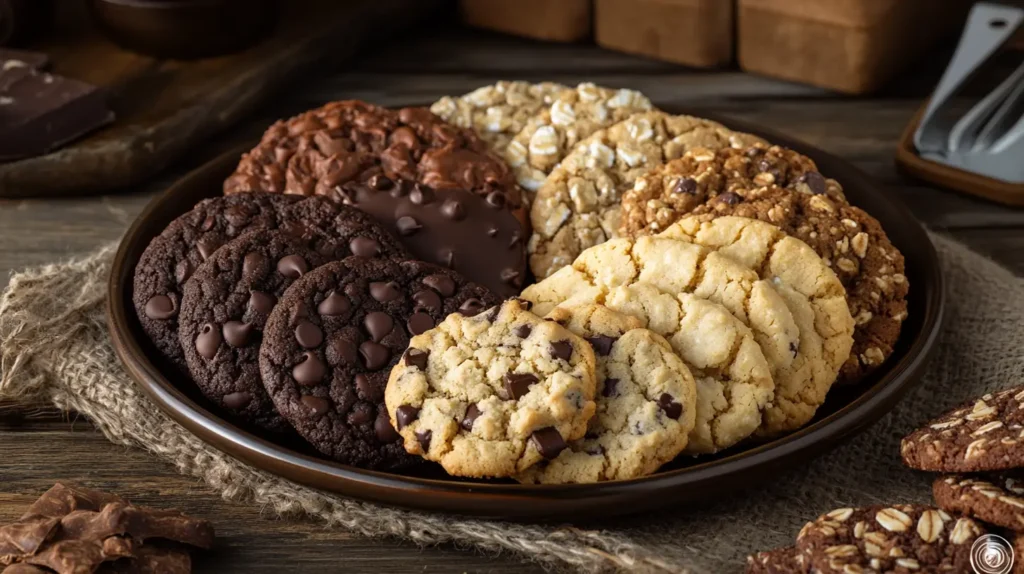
[331,175,526,298]
[273,194,410,262]
[902,387,1024,473]
[527,110,766,280]
[933,474,1024,531]
[796,505,986,574]
[222,100,527,224]
[178,229,340,433]
[745,547,806,574]
[515,305,696,484]
[133,193,290,368]
[384,299,597,478]
[259,257,499,469]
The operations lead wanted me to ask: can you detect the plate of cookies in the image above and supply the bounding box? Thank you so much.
[108,85,943,520]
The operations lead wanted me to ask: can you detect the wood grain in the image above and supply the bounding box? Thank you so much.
[2,22,1023,573]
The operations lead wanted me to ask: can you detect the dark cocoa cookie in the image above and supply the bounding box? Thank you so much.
[273,194,411,262]
[796,505,986,574]
[619,144,907,385]
[933,474,1024,530]
[745,546,806,574]
[333,175,526,297]
[259,257,500,469]
[132,193,289,367]
[222,100,527,225]
[902,387,1024,473]
[178,229,342,433]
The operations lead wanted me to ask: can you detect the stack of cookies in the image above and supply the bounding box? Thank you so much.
[132,83,909,484]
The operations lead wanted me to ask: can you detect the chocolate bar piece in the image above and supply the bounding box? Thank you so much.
[0,65,114,162]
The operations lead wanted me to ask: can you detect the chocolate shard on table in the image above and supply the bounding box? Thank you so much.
[0,65,114,162]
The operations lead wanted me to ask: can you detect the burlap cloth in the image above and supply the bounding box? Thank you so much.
[0,232,1018,573]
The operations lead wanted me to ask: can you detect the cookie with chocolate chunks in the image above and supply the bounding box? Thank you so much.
[333,176,527,297]
[902,386,1024,473]
[259,257,499,469]
[179,229,345,433]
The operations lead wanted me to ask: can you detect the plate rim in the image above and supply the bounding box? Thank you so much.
[106,110,945,520]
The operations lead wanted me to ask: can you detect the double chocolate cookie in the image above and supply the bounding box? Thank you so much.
[259,257,499,469]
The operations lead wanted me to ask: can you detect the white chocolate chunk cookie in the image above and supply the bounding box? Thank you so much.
[504,83,652,194]
[429,81,569,153]
[661,216,854,434]
[522,267,774,454]
[384,299,597,478]
[527,111,766,279]
[516,305,697,483]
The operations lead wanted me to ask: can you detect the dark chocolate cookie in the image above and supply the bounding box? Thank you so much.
[333,175,526,297]
[133,193,289,368]
[259,257,500,469]
[933,473,1024,531]
[902,387,1024,473]
[178,229,343,433]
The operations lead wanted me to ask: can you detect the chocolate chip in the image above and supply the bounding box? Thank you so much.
[279,221,309,240]
[412,289,441,311]
[276,254,308,279]
[500,268,522,287]
[223,391,251,410]
[144,294,176,320]
[461,403,481,431]
[331,338,358,365]
[407,312,434,335]
[514,324,532,338]
[673,177,698,194]
[222,320,255,347]
[658,393,683,420]
[396,216,421,236]
[349,236,381,258]
[485,191,506,208]
[174,260,194,284]
[509,232,522,248]
[301,395,330,417]
[242,252,267,278]
[549,340,573,361]
[355,374,382,402]
[802,171,827,194]
[487,226,499,237]
[248,290,276,314]
[289,302,310,327]
[395,405,420,429]
[363,311,394,342]
[409,184,434,205]
[485,306,500,322]
[293,352,326,386]
[349,406,372,426]
[224,205,253,227]
[369,281,400,302]
[458,298,485,315]
[718,192,742,205]
[422,274,455,296]
[368,174,393,190]
[375,415,401,442]
[440,198,465,220]
[318,291,350,315]
[531,427,566,460]
[602,378,619,397]
[403,348,428,369]
[195,323,222,359]
[585,335,616,357]
[196,237,220,261]
[295,321,324,348]
[505,372,539,400]
[415,430,432,451]
[359,341,390,370]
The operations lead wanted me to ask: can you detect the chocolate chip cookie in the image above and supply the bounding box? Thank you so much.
[133,193,290,368]
[178,229,341,433]
[527,110,765,280]
[260,257,499,469]
[902,386,1024,473]
[515,305,696,484]
[933,474,1024,531]
[384,298,598,478]
[796,505,985,573]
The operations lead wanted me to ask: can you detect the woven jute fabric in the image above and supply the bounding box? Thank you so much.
[0,233,1017,573]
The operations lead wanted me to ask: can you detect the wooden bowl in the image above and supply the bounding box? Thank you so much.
[107,112,944,521]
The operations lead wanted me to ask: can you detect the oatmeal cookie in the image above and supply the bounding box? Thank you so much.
[933,474,1024,531]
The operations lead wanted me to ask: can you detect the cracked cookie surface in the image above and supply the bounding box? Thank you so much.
[384,299,597,478]
[515,305,696,483]
[527,110,765,280]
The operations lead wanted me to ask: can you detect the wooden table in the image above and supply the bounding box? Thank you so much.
[2,25,1022,573]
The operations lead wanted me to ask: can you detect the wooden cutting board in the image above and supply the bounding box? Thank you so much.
[0,0,440,198]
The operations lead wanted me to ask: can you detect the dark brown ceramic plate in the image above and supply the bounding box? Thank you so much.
[108,111,944,521]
